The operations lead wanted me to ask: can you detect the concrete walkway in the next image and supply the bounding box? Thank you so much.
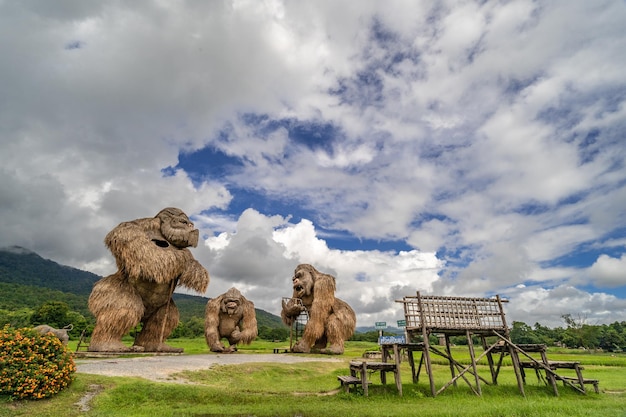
[76,353,342,384]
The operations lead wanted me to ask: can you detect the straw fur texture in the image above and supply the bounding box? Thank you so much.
[205,287,258,353]
[88,208,209,352]
[281,264,356,354]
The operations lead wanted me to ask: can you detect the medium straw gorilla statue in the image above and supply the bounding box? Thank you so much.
[88,208,209,352]
[204,287,258,353]
[281,264,356,354]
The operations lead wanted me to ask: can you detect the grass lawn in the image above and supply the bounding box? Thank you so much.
[1,340,625,417]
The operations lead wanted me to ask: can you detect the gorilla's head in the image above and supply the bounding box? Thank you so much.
[221,287,243,316]
[291,264,318,299]
[156,207,199,248]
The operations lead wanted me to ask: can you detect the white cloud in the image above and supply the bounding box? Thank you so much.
[588,254,626,288]
[503,285,626,328]
[195,209,442,324]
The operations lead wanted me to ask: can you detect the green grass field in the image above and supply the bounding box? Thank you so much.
[1,340,625,417]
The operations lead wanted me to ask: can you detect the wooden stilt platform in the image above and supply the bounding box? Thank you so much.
[394,292,599,397]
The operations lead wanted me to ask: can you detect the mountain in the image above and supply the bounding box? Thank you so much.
[0,246,284,327]
[0,246,101,296]
[356,326,405,335]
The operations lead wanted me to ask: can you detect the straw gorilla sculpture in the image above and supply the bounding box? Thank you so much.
[281,264,356,354]
[88,208,209,352]
[204,287,258,353]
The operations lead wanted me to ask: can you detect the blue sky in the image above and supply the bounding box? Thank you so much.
[1,0,625,327]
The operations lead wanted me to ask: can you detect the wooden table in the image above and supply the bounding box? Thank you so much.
[380,343,425,383]
[494,344,599,395]
[349,359,402,396]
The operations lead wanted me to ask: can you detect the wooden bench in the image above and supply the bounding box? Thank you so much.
[519,360,599,394]
[337,375,363,393]
[520,360,582,370]
[272,348,289,354]
[559,376,599,394]
[349,360,402,396]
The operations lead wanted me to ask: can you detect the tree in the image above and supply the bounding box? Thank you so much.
[561,313,602,349]
[533,322,558,345]
[266,327,290,342]
[30,301,71,329]
[580,325,600,349]
[0,308,32,328]
[510,321,540,344]
[171,317,205,338]
[350,331,381,343]
[599,327,625,352]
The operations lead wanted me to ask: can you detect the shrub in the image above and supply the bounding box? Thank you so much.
[0,325,76,400]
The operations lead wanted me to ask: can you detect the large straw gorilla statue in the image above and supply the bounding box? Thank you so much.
[88,208,209,352]
[281,264,356,354]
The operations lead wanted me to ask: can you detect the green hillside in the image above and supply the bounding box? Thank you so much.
[0,246,100,296]
[0,282,91,317]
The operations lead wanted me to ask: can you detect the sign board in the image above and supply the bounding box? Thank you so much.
[379,335,406,345]
[397,319,406,328]
[374,321,387,329]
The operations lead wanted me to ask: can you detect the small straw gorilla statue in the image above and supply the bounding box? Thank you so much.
[281,264,356,354]
[204,287,258,353]
[88,208,209,352]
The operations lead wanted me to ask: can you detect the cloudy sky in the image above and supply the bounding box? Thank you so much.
[1,0,625,328]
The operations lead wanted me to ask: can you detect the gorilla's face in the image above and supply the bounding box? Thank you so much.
[221,288,243,316]
[292,266,314,299]
[157,208,199,248]
[222,297,241,316]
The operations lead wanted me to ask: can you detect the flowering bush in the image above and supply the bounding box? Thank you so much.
[0,325,76,400]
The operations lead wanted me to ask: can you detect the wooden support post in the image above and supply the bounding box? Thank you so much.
[407,345,417,383]
[393,344,403,396]
[466,330,481,396]
[361,361,369,397]
[445,334,456,387]
[418,296,436,397]
[506,340,526,397]
[574,363,586,394]
[416,349,424,383]
[482,335,497,384]
[495,295,526,398]
[540,349,559,396]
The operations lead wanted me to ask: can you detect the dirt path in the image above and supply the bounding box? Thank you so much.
[75,353,343,384]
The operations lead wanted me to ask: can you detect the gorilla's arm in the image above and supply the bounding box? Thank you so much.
[234,297,258,344]
[105,218,208,292]
[303,274,336,343]
[178,259,210,293]
[204,296,224,351]
[281,298,304,326]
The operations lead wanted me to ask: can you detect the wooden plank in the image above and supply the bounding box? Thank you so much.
[338,375,361,383]
[337,375,362,393]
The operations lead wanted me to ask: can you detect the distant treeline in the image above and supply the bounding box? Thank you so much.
[441,317,625,352]
[348,318,626,350]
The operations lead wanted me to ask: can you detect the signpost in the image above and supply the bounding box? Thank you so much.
[379,335,406,344]
[375,322,387,343]
[397,319,406,328]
